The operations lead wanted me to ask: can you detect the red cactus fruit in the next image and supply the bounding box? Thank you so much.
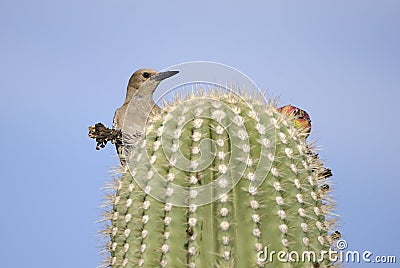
[277,104,311,138]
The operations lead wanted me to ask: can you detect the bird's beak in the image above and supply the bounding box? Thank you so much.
[151,70,179,81]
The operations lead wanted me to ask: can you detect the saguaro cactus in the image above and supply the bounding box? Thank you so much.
[101,91,337,268]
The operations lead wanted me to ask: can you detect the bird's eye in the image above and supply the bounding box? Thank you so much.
[142,72,150,78]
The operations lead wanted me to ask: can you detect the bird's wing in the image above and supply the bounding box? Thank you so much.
[112,108,120,130]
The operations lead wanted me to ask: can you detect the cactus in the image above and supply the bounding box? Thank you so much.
[101,91,337,268]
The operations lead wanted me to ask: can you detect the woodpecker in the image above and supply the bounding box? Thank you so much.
[113,68,179,165]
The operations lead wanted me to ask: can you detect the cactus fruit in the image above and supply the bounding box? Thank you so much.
[277,105,312,139]
[101,91,337,268]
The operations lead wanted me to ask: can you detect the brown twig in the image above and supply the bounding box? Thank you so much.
[88,123,122,150]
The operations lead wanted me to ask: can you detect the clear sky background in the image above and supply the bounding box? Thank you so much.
[1,1,399,267]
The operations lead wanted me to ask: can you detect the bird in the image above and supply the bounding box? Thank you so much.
[113,68,179,165]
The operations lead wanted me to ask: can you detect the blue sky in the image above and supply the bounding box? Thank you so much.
[1,1,399,267]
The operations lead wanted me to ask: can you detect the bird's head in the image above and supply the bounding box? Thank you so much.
[128,68,158,89]
[128,68,179,93]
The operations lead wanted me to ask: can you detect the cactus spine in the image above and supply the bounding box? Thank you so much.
[102,91,337,268]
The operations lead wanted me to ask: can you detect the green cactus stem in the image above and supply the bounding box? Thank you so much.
[100,91,338,268]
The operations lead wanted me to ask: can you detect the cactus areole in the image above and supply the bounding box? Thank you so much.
[101,91,337,268]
